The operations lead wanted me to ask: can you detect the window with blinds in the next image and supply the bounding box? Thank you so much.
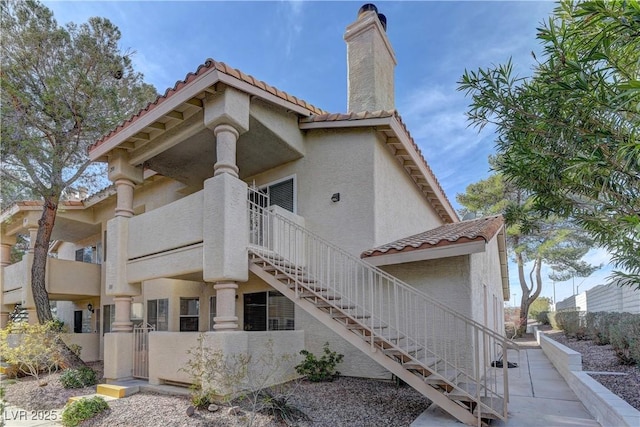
[243,291,294,331]
[267,178,294,213]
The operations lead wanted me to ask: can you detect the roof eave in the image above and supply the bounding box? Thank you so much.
[388,117,458,223]
[364,239,487,267]
[90,68,321,163]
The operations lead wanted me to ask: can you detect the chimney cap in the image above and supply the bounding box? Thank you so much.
[357,4,387,31]
[358,3,378,18]
[377,13,387,31]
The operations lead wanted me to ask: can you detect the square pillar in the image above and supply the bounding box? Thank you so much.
[203,174,248,283]
[103,332,134,381]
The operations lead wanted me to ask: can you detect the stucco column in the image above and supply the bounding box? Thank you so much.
[28,228,38,253]
[0,242,12,267]
[213,124,240,178]
[0,242,10,328]
[115,178,135,218]
[112,296,133,332]
[213,281,239,330]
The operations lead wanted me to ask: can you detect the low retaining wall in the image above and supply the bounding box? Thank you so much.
[536,328,640,427]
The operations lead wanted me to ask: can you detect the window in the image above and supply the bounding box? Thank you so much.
[209,296,217,331]
[75,244,102,264]
[75,247,93,263]
[243,291,294,331]
[103,304,115,335]
[180,298,199,332]
[131,303,144,326]
[148,299,168,331]
[260,177,295,213]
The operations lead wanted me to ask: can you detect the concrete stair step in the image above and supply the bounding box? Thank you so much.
[68,393,117,405]
[96,383,139,399]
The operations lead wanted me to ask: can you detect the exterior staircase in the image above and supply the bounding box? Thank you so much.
[247,189,518,426]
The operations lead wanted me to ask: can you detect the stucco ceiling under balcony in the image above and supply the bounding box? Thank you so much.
[145,116,303,188]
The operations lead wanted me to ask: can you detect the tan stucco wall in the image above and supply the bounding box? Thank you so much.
[62,333,100,362]
[373,133,442,245]
[469,237,505,336]
[128,191,204,259]
[148,330,304,392]
[380,256,474,372]
[248,128,377,256]
[143,278,212,332]
[47,258,100,296]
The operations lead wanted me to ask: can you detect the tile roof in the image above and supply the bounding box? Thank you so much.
[300,110,395,122]
[361,215,504,258]
[89,58,326,153]
[301,109,453,221]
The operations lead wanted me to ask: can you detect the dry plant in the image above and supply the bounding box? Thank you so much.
[182,335,306,426]
[0,321,65,385]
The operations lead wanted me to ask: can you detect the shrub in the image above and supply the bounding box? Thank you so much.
[536,311,550,325]
[295,342,343,382]
[609,313,640,365]
[555,311,583,338]
[592,312,622,345]
[548,312,559,330]
[0,321,64,384]
[61,396,109,426]
[60,367,98,389]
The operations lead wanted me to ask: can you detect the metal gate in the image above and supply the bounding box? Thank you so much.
[133,323,155,379]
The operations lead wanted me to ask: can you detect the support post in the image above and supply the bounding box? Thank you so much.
[213,281,239,330]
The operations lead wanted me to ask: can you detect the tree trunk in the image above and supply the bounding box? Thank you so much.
[31,195,86,369]
[517,257,543,337]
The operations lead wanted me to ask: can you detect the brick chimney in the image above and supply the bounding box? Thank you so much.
[344,4,396,112]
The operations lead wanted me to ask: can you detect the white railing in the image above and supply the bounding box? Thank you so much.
[248,190,514,419]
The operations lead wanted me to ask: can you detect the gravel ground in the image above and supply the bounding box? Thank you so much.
[3,365,430,426]
[546,330,640,411]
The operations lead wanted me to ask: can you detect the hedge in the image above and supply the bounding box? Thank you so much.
[550,311,640,365]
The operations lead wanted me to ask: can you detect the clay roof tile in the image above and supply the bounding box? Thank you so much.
[361,215,504,258]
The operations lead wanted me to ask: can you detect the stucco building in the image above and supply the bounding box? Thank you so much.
[1,5,512,425]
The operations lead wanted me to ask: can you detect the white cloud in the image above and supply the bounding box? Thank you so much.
[277,0,305,58]
[582,247,612,267]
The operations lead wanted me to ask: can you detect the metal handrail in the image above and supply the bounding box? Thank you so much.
[248,193,512,418]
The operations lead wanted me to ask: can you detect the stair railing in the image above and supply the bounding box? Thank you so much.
[248,194,514,418]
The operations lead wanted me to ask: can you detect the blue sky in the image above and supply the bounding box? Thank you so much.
[44,0,613,304]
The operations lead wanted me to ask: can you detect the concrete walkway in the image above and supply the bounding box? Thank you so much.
[412,343,601,426]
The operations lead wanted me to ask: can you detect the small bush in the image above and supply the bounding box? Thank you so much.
[295,342,343,382]
[555,311,585,339]
[61,396,108,427]
[190,390,211,409]
[0,321,64,384]
[548,312,559,330]
[60,367,98,389]
[609,313,640,365]
[536,311,550,325]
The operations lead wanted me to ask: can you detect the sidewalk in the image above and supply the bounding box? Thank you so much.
[412,338,601,426]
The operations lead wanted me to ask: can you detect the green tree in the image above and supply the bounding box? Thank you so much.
[457,172,598,336]
[1,0,156,366]
[459,0,639,289]
[528,296,552,319]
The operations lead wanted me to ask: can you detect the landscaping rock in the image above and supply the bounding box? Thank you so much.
[207,403,219,412]
[186,405,195,417]
[227,405,243,416]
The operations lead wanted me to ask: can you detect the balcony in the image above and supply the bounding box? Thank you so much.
[1,254,100,307]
